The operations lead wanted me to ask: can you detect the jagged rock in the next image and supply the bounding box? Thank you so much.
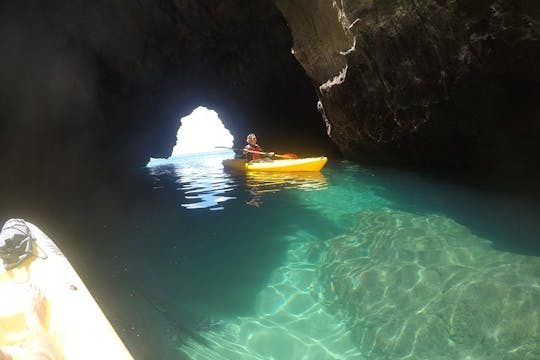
[277,0,540,188]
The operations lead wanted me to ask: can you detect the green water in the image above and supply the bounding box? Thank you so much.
[36,151,540,359]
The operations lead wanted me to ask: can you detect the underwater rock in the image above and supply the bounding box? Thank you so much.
[179,241,364,359]
[318,209,540,359]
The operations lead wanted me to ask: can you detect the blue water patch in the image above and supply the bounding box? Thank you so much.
[42,152,540,359]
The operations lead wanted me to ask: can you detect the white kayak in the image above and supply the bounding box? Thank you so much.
[0,221,133,359]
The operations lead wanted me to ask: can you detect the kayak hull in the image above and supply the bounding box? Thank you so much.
[222,157,327,172]
[0,222,133,359]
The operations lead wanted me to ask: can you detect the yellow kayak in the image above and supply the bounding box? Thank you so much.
[222,157,327,172]
[0,221,133,360]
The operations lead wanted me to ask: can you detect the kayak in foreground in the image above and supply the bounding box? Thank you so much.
[0,220,133,360]
[222,156,328,172]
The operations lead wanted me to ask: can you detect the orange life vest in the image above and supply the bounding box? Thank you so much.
[245,144,262,161]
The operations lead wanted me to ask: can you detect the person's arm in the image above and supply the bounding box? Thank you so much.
[255,145,274,158]
[243,145,252,161]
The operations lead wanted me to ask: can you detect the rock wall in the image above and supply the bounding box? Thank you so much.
[1,0,539,194]
[0,0,336,194]
[276,0,540,189]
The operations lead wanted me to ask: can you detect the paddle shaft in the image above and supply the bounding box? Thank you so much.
[216,146,297,159]
[244,149,295,159]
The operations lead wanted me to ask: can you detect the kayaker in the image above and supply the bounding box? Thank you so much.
[243,133,274,162]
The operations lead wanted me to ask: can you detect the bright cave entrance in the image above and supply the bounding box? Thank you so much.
[171,106,234,155]
[147,106,234,166]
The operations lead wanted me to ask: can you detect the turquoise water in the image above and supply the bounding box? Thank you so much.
[43,151,540,359]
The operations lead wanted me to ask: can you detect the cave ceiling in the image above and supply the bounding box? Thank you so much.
[1,0,539,194]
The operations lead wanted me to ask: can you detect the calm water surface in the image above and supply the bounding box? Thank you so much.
[21,151,540,359]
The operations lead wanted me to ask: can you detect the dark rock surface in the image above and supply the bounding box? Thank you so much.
[278,0,540,191]
[0,0,337,194]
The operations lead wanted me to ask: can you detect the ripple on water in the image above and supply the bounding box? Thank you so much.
[318,209,540,360]
[179,238,366,360]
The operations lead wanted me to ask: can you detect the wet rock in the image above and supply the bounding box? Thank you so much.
[277,0,540,189]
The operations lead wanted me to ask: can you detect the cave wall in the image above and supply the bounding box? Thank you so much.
[0,0,336,195]
[1,0,539,196]
[276,0,540,189]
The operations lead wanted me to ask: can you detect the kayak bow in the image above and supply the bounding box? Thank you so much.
[0,221,134,359]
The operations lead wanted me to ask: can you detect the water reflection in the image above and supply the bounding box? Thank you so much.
[242,171,327,207]
[245,171,327,193]
[147,151,328,210]
[147,150,238,210]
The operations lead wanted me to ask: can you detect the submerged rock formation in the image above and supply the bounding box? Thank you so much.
[317,209,540,359]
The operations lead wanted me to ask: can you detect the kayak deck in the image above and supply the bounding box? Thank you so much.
[223,156,327,172]
[0,222,133,359]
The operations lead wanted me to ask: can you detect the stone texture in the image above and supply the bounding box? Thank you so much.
[317,209,540,359]
[277,0,540,189]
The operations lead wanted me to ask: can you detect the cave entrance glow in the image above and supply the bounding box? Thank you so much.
[171,106,233,155]
[146,106,234,167]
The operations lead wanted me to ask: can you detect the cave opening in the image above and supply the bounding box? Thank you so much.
[146,105,236,167]
[171,106,234,156]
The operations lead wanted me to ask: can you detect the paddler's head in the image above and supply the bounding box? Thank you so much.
[246,133,257,145]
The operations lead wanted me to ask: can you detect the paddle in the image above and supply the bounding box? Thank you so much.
[215,146,298,159]
[246,149,298,159]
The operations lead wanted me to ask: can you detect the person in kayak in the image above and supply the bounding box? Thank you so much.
[243,133,274,162]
